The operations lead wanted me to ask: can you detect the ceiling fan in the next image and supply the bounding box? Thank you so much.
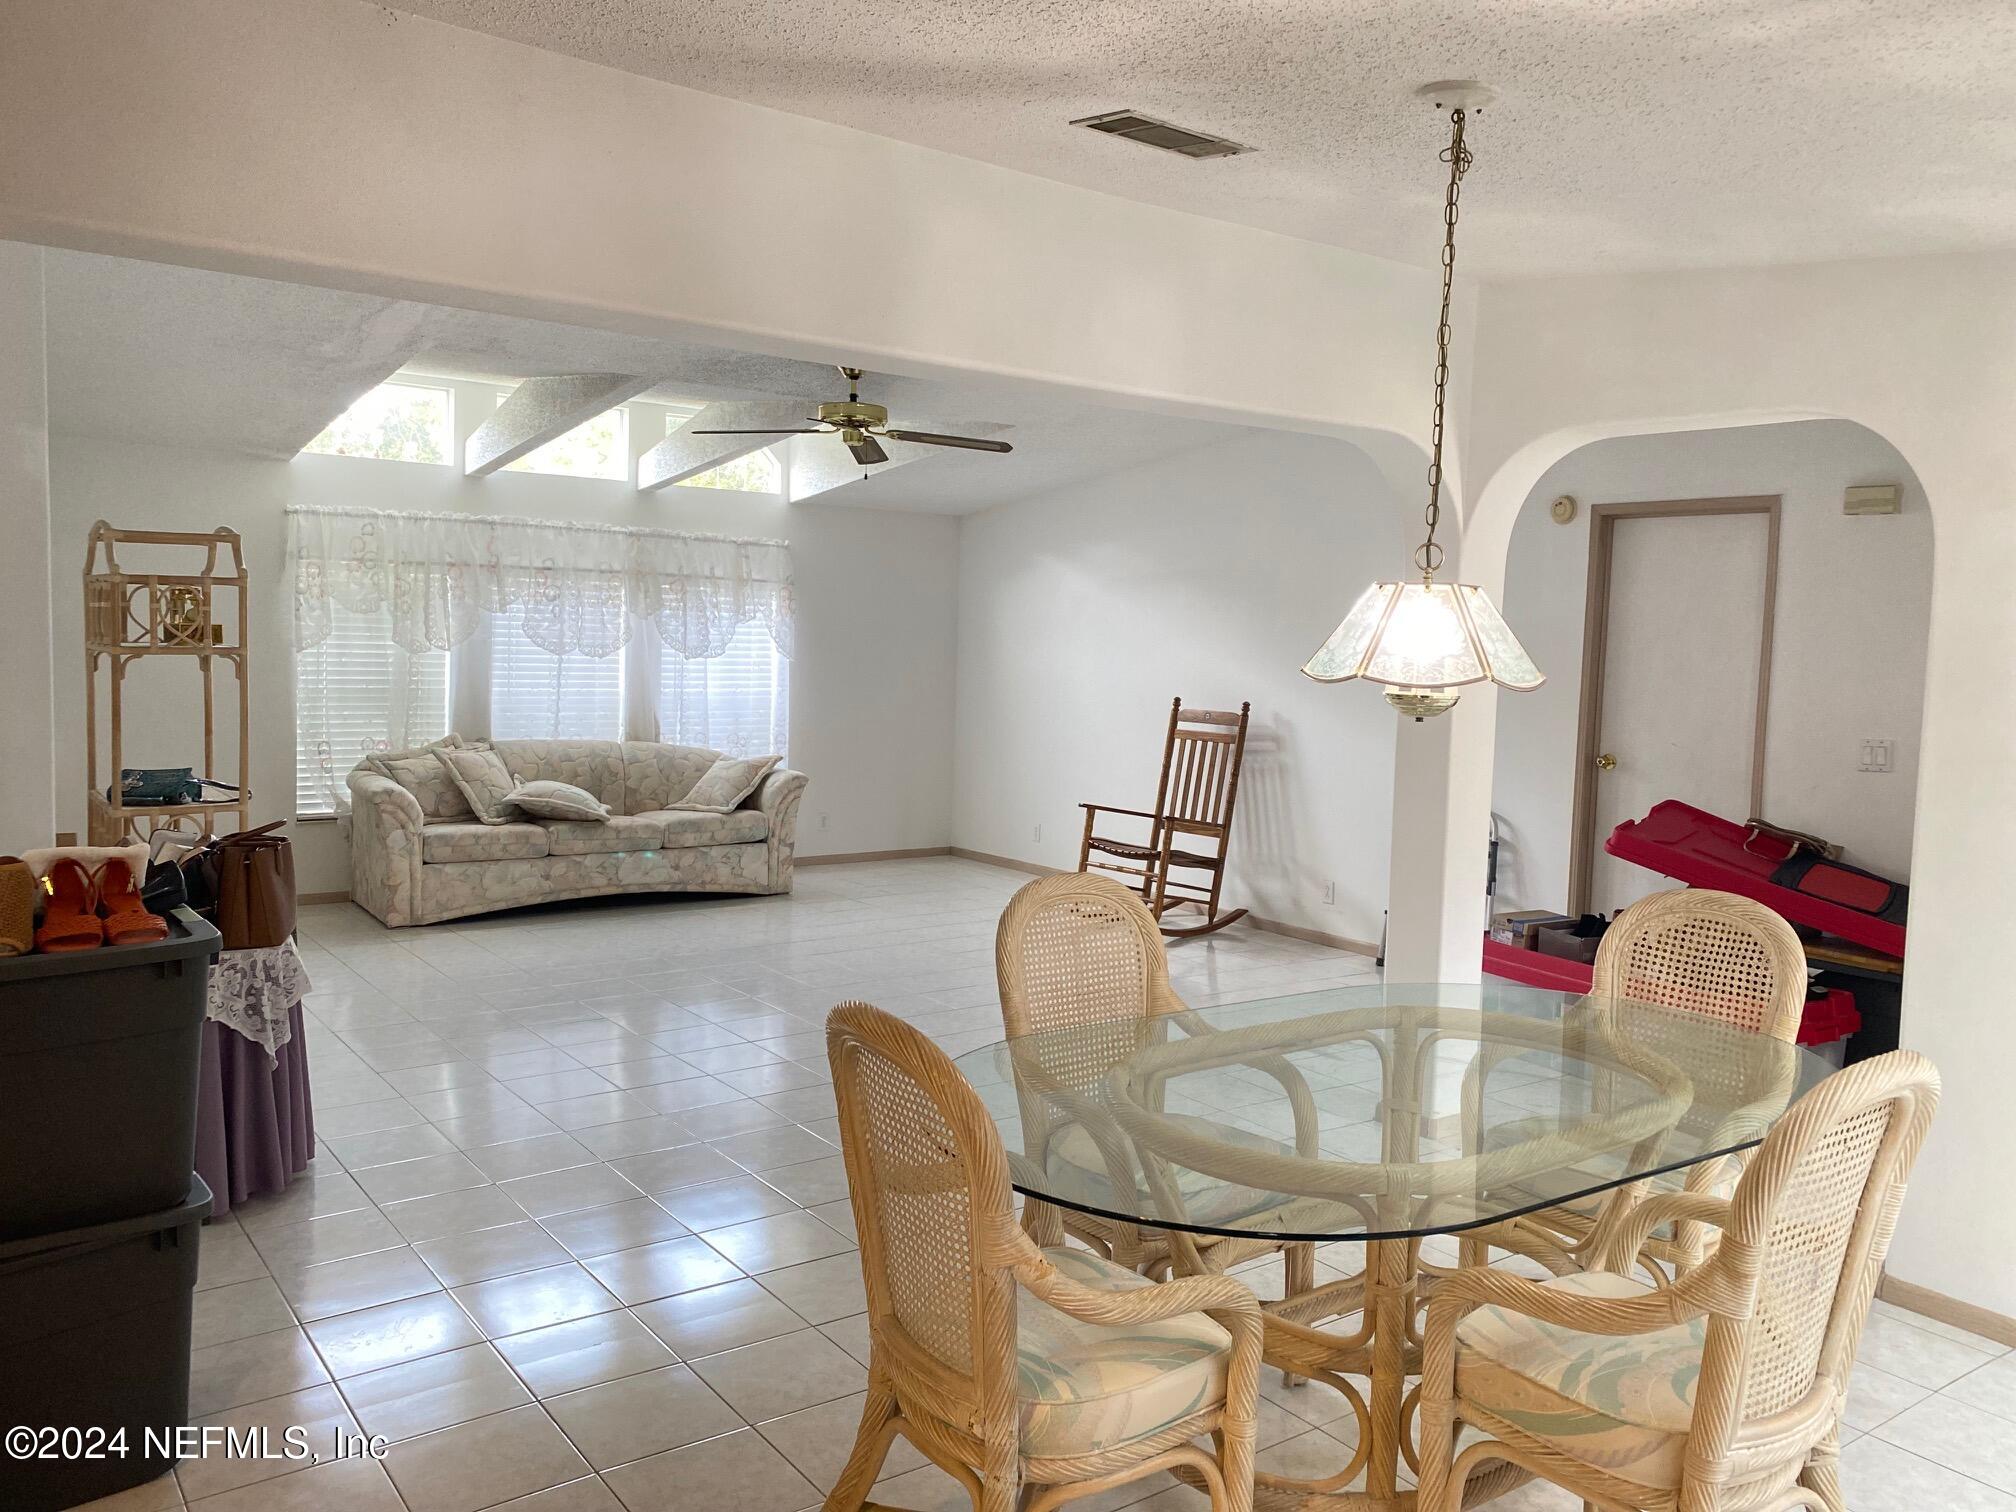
[691,366,1013,466]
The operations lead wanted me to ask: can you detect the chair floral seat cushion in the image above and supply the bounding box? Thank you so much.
[1455,1270,1704,1487]
[1015,1247,1231,1458]
[1044,1116,1293,1226]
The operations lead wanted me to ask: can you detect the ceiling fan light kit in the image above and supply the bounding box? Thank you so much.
[1302,81,1544,720]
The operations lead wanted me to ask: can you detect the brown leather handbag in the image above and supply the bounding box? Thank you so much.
[184,821,295,949]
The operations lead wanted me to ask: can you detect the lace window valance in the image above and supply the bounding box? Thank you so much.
[287,505,794,661]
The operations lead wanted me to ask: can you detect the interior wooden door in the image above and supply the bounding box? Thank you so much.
[1573,499,1779,916]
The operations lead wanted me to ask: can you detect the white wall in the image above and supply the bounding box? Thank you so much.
[953,430,1403,947]
[47,378,961,894]
[1490,421,1932,912]
[0,243,54,848]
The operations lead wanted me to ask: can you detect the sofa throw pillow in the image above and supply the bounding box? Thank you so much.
[434,745,521,826]
[505,780,611,823]
[363,735,472,820]
[672,754,781,814]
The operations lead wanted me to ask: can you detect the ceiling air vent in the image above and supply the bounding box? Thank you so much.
[1071,110,1251,159]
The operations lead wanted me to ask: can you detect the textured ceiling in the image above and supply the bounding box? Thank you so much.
[389,0,2016,276]
[44,255,431,458]
[43,250,1239,513]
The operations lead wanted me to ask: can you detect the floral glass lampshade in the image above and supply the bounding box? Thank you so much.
[1302,580,1543,719]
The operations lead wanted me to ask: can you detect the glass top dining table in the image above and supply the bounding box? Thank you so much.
[952,980,1835,1245]
[954,981,1834,1512]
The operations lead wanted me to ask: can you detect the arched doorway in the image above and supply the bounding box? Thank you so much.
[1483,418,1931,1058]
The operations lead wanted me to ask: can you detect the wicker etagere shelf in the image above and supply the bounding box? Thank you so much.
[84,522,251,846]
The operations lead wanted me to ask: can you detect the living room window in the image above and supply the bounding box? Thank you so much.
[671,413,784,493]
[489,624,626,741]
[657,620,790,758]
[294,600,451,814]
[495,391,630,480]
[302,380,453,464]
[289,505,793,816]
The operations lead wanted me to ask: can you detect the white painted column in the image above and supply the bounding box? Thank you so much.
[1379,452,1500,988]
[1381,692,1497,983]
[0,241,55,848]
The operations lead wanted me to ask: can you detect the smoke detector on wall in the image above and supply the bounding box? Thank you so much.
[1071,110,1252,159]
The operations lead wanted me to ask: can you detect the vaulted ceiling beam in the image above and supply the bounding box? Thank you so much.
[464,372,651,475]
[637,400,817,491]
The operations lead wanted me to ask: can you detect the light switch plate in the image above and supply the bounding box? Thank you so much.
[1858,738,1894,773]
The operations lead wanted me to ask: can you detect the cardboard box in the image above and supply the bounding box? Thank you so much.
[1490,910,1572,948]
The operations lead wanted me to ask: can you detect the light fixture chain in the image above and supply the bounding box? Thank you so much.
[1416,105,1470,579]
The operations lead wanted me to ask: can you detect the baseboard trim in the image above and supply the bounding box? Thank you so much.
[1247,914,1380,960]
[1878,1275,2016,1348]
[797,847,954,866]
[947,849,1379,959]
[298,890,351,905]
[948,847,1053,878]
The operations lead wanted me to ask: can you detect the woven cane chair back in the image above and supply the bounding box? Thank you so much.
[1442,893,1806,1284]
[1701,1051,1939,1445]
[1593,888,1807,1042]
[998,875,1177,1106]
[829,1001,1017,1423]
[993,874,1189,1266]
[998,873,1172,1040]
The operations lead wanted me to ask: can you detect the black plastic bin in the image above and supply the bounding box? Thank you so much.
[0,908,219,1240]
[0,1177,210,1512]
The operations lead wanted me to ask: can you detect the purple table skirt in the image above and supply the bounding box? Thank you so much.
[195,1000,316,1218]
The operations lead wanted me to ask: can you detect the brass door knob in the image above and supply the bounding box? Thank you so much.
[1596,753,1617,771]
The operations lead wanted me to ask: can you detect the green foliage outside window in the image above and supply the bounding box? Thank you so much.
[304,382,451,463]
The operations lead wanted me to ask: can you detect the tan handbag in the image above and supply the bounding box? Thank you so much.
[186,821,295,949]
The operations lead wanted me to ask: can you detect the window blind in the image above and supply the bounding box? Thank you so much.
[658,620,789,758]
[490,617,625,740]
[295,601,450,814]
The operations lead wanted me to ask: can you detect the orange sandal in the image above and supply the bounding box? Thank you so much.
[35,857,104,953]
[96,859,168,946]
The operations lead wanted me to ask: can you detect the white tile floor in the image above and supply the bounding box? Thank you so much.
[75,857,2013,1512]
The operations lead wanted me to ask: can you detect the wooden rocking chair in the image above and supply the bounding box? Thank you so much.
[1078,698,1251,939]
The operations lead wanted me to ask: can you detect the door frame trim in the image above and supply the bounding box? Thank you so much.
[1567,495,1782,915]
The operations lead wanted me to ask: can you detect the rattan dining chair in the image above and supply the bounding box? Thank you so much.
[823,1001,1265,1512]
[1466,887,1809,1279]
[995,873,1319,1296]
[1418,1048,1938,1512]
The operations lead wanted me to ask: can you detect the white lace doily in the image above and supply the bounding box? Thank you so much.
[208,941,313,1060]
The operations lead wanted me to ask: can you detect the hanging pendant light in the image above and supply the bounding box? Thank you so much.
[1302,83,1543,720]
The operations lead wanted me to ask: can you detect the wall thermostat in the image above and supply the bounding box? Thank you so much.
[1549,495,1578,524]
[1844,484,1902,516]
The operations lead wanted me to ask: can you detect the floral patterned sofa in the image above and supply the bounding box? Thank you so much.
[346,738,808,927]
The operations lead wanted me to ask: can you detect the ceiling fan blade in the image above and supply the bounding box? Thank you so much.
[848,435,890,466]
[882,429,1013,454]
[688,428,822,435]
